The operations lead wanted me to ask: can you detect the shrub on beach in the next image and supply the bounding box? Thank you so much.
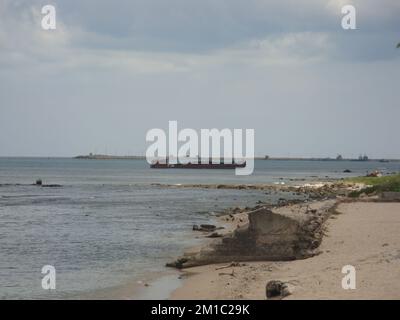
[347,174,400,197]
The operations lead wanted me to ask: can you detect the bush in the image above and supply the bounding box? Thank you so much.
[346,174,400,198]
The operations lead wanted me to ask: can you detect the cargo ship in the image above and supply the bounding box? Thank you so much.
[150,157,246,169]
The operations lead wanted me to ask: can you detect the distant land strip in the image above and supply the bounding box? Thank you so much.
[74,154,400,162]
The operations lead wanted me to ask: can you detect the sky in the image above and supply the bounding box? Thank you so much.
[0,0,399,158]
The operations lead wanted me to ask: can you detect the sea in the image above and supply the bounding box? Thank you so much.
[0,157,399,299]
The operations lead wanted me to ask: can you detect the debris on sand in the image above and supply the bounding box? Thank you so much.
[366,171,382,177]
[266,280,292,299]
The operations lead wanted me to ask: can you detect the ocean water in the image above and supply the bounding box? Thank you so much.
[0,158,399,299]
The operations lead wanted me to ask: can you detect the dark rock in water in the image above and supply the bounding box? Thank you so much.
[200,224,216,231]
[166,258,189,269]
[343,169,352,173]
[193,224,218,232]
[33,180,61,187]
[266,280,292,299]
[232,207,242,214]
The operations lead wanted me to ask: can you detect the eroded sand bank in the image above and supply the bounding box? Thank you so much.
[171,202,400,299]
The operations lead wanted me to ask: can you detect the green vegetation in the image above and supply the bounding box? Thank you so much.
[346,174,400,197]
[346,174,400,186]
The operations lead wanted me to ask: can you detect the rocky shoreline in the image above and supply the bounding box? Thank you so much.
[165,181,364,269]
[170,200,400,299]
[166,177,400,299]
[152,180,363,199]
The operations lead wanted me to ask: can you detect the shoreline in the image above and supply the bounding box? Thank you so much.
[75,269,183,300]
[159,178,400,300]
[110,182,311,300]
[45,176,400,300]
[170,199,400,299]
[161,179,364,271]
[73,155,400,162]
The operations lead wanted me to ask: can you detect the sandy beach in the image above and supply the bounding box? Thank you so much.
[171,201,400,300]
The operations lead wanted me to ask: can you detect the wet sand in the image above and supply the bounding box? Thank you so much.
[171,202,400,299]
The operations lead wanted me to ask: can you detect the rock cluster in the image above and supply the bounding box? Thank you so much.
[266,280,292,299]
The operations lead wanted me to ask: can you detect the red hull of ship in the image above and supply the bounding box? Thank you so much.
[150,162,246,169]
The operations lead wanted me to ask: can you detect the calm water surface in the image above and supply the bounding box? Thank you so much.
[0,158,398,299]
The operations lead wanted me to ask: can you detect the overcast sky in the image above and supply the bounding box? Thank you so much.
[0,0,399,158]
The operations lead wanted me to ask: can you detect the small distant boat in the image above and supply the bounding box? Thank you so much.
[150,157,246,169]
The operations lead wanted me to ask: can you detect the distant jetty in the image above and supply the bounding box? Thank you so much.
[75,154,145,160]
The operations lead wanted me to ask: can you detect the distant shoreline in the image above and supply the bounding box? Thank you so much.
[74,154,400,162]
[75,154,146,160]
[0,155,399,162]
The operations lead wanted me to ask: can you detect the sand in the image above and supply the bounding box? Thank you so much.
[171,202,400,299]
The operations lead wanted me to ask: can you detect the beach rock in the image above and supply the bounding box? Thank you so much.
[166,258,189,269]
[193,224,217,232]
[343,169,352,173]
[200,224,217,231]
[232,207,243,214]
[35,179,42,186]
[266,280,292,299]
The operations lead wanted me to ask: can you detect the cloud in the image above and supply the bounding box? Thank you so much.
[1,0,399,75]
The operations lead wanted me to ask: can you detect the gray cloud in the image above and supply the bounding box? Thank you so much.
[2,0,400,57]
